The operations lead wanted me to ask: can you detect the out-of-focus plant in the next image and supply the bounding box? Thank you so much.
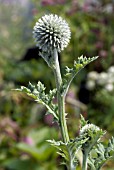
[0,1,32,60]
[85,66,114,134]
[16,14,114,170]
[0,121,59,170]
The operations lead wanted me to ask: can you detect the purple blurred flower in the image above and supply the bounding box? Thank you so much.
[67,1,79,15]
[41,0,54,6]
[99,50,107,58]
[82,0,101,12]
[44,114,53,126]
[111,45,114,53]
[82,3,92,12]
[91,28,100,35]
[23,137,34,146]
[67,89,75,99]
[95,41,103,49]
[41,0,66,6]
[56,0,66,4]
[0,117,20,141]
[32,8,38,15]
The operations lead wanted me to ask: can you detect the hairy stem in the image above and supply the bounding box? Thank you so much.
[68,158,76,170]
[82,151,88,170]
[52,48,69,143]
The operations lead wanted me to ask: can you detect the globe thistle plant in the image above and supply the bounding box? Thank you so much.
[33,14,71,54]
[16,14,114,170]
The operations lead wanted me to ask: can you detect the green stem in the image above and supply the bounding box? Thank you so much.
[51,48,69,143]
[82,151,88,170]
[68,158,76,170]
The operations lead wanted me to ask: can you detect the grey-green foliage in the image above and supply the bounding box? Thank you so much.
[15,55,98,122]
[47,115,102,169]
[76,115,114,170]
[47,115,114,170]
[79,115,105,154]
[15,55,114,169]
[47,136,88,170]
[16,81,58,121]
[88,137,114,170]
[62,55,98,96]
[80,124,105,154]
[79,116,114,170]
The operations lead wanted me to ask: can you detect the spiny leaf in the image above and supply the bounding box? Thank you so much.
[62,55,98,96]
[47,137,89,169]
[105,136,114,159]
[15,81,58,121]
[88,136,114,170]
[74,55,98,67]
[47,139,77,168]
[80,114,88,128]
[47,139,69,161]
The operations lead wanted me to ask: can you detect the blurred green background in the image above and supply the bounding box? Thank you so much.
[0,0,114,169]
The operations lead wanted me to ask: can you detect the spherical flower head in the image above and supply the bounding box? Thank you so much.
[33,14,71,54]
[86,80,95,90]
[108,66,114,74]
[97,72,108,86]
[87,71,98,81]
[79,123,106,152]
[105,83,113,92]
[80,124,100,136]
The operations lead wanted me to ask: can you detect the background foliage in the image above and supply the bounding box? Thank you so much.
[0,0,114,169]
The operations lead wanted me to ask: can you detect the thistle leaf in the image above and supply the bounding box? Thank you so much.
[15,81,58,121]
[62,55,98,96]
[80,114,88,128]
[47,136,88,169]
[88,136,114,170]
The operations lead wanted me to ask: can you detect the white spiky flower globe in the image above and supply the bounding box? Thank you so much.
[80,124,100,135]
[33,14,71,54]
